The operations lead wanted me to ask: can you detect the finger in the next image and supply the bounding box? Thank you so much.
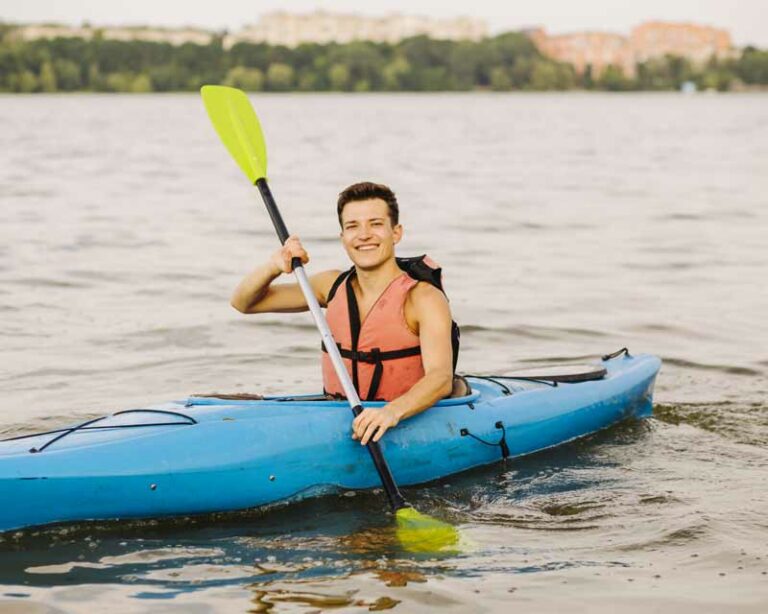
[356,417,372,440]
[372,423,389,442]
[352,410,368,430]
[352,414,368,438]
[294,248,309,261]
[287,245,309,264]
[360,422,379,445]
[277,255,291,273]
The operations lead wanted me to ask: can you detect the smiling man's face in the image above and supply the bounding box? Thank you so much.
[340,198,403,271]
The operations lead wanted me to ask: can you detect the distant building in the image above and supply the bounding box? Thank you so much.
[529,21,734,77]
[224,10,487,48]
[11,24,214,46]
[630,21,733,64]
[527,28,634,77]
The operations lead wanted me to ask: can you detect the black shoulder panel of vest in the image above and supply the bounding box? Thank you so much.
[326,268,353,304]
[396,255,444,293]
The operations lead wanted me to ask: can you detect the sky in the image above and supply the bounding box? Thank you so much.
[2,0,766,47]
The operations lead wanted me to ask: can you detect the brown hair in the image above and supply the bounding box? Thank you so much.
[337,181,399,227]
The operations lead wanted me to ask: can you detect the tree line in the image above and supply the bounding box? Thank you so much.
[0,27,766,93]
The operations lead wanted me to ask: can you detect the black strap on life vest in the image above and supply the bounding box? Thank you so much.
[323,255,461,400]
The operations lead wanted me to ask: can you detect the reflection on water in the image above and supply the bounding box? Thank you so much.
[1,92,767,611]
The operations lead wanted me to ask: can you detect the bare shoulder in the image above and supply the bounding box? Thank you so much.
[409,281,448,304]
[310,269,344,305]
[405,281,451,327]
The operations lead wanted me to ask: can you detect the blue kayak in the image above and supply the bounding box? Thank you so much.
[0,352,660,533]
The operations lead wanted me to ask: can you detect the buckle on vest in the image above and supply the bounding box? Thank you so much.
[356,348,381,363]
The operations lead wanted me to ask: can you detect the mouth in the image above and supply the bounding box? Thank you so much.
[355,244,379,252]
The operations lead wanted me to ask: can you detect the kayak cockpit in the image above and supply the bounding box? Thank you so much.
[184,389,485,408]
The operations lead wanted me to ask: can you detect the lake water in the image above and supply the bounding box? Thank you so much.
[0,92,767,612]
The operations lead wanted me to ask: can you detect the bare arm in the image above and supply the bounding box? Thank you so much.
[230,235,341,313]
[352,283,454,444]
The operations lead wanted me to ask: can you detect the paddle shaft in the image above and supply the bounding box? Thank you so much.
[255,178,407,512]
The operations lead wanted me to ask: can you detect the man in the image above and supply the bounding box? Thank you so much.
[231,181,460,446]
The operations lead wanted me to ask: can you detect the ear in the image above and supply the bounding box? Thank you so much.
[392,223,403,244]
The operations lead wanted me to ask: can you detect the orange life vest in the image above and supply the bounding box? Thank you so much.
[321,256,460,401]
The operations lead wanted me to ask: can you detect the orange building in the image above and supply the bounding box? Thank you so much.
[630,21,733,64]
[529,21,734,77]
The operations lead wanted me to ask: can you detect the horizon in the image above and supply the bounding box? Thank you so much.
[1,1,766,47]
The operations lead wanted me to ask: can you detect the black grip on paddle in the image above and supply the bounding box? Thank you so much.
[351,404,407,511]
[256,178,304,272]
[256,178,290,244]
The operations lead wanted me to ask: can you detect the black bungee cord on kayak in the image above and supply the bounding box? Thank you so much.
[602,347,631,360]
[2,409,197,454]
[463,374,559,394]
[459,421,510,459]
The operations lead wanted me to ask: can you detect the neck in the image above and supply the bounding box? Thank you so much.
[354,258,402,295]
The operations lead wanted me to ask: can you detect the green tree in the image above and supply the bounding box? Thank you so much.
[104,72,132,92]
[39,60,57,92]
[266,62,294,91]
[229,42,271,71]
[148,65,179,91]
[18,70,39,92]
[86,63,103,90]
[530,61,560,90]
[224,66,264,91]
[296,70,323,91]
[490,66,512,91]
[699,68,732,91]
[328,63,350,90]
[636,55,693,90]
[449,41,485,89]
[582,64,594,89]
[382,56,410,90]
[418,66,450,91]
[736,47,768,84]
[509,57,534,88]
[327,41,385,89]
[54,59,81,90]
[597,65,632,91]
[490,32,538,65]
[130,74,152,92]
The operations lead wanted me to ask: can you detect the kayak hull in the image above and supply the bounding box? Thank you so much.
[0,353,660,533]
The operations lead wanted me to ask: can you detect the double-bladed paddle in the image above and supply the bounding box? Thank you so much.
[200,85,458,552]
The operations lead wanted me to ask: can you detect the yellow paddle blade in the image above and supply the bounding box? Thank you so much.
[200,85,268,183]
[395,506,460,553]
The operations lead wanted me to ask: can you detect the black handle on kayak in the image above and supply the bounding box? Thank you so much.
[255,177,407,513]
[257,178,303,272]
